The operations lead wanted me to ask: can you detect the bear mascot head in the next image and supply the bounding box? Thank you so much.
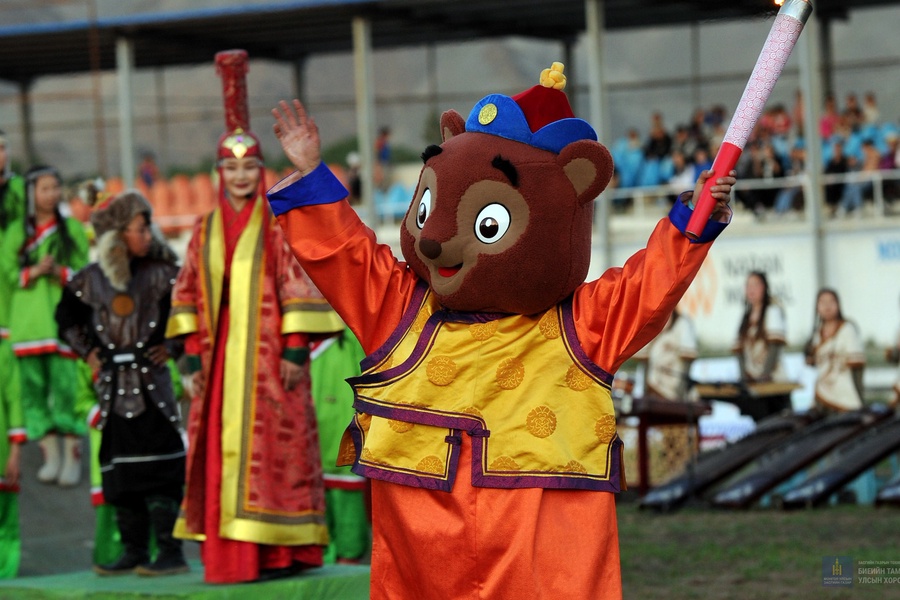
[399,63,614,315]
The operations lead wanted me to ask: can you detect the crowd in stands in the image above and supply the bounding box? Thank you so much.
[606,90,900,218]
[63,92,900,228]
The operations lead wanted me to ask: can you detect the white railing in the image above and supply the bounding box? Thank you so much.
[603,168,900,223]
[152,168,900,233]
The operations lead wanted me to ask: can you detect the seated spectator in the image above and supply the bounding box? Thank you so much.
[760,104,792,138]
[687,109,710,150]
[842,93,863,133]
[862,91,880,125]
[643,112,672,160]
[672,125,698,160]
[691,146,713,182]
[839,138,881,215]
[879,132,899,204]
[612,128,644,189]
[738,140,783,215]
[774,143,806,215]
[819,95,840,140]
[881,131,899,171]
[824,139,850,215]
[667,150,695,201]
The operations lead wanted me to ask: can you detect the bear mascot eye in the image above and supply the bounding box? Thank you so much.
[474,203,511,244]
[416,188,433,229]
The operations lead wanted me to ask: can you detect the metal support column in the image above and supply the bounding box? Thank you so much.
[17,79,36,166]
[352,16,377,226]
[427,44,439,144]
[585,0,611,270]
[817,16,834,99]
[292,55,307,104]
[116,37,136,186]
[799,12,826,290]
[154,69,169,174]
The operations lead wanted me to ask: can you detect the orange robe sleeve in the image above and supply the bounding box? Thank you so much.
[573,200,728,374]
[272,172,419,355]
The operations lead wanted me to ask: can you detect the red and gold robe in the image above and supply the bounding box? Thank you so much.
[166,195,343,583]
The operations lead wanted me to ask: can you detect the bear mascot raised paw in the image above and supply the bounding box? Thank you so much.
[267,62,734,600]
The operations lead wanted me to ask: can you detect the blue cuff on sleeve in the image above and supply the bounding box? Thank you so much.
[668,193,730,244]
[266,162,349,217]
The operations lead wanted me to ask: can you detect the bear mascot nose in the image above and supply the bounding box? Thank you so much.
[419,238,442,260]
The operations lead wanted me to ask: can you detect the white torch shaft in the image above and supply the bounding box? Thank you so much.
[723,0,813,150]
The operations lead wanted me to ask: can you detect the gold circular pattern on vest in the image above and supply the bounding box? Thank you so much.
[387,419,414,433]
[360,448,376,463]
[565,365,594,391]
[416,455,445,475]
[538,311,560,339]
[561,460,587,474]
[426,356,458,386]
[111,293,136,317]
[496,357,525,389]
[526,405,557,438]
[469,320,498,341]
[489,455,520,471]
[411,307,432,333]
[462,406,484,418]
[478,103,498,125]
[594,414,617,443]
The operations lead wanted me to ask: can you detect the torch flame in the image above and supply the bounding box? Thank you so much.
[774,0,785,5]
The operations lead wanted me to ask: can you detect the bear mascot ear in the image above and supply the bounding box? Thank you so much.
[556,139,614,205]
[440,110,467,143]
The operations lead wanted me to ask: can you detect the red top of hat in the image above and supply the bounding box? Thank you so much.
[512,85,576,133]
[511,62,575,132]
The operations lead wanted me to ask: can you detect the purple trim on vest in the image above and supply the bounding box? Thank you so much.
[470,435,624,492]
[355,396,487,433]
[560,297,614,387]
[359,280,430,372]
[439,309,513,324]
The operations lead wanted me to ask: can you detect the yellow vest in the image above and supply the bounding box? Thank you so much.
[340,283,624,492]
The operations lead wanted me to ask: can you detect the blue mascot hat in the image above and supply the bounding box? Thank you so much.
[464,62,597,154]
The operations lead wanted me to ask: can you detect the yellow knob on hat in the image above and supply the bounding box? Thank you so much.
[539,62,566,91]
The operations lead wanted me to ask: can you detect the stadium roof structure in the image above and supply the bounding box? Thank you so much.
[0,0,895,83]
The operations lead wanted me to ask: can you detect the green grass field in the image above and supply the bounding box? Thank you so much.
[617,503,900,599]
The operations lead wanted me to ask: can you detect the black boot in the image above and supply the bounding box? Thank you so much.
[94,506,150,576]
[136,495,189,576]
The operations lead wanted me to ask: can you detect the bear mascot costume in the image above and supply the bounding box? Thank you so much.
[266,62,734,599]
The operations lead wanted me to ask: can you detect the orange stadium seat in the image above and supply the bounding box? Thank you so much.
[133,178,151,201]
[169,175,194,213]
[149,180,177,234]
[104,177,125,197]
[190,172,217,215]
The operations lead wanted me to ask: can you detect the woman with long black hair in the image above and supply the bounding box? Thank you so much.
[805,288,866,412]
[733,270,788,384]
[0,165,89,486]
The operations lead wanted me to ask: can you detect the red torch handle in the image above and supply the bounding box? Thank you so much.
[685,142,742,239]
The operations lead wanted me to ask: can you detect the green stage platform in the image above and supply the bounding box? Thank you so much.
[0,561,370,600]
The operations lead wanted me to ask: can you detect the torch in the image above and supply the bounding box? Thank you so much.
[685,0,813,238]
